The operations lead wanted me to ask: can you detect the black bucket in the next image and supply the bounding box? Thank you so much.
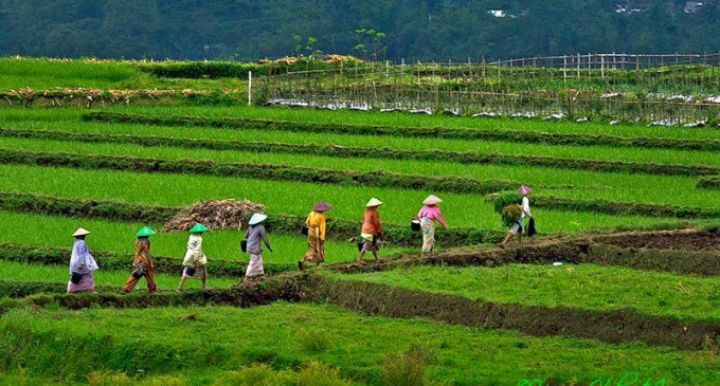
[70,272,83,284]
[411,220,421,232]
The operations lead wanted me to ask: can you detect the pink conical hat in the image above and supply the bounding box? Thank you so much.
[517,185,533,195]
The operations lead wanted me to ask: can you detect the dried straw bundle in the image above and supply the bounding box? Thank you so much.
[163,199,266,232]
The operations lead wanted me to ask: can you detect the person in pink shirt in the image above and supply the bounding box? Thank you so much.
[416,195,447,254]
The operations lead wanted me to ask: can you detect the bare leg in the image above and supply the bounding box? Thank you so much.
[501,233,513,247]
[517,233,523,246]
[177,275,188,291]
[201,275,208,290]
[357,250,366,262]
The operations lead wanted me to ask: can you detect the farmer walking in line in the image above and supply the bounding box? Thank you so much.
[67,227,99,294]
[299,201,332,270]
[416,195,447,255]
[518,185,535,236]
[123,226,158,294]
[357,198,384,262]
[177,223,209,292]
[243,213,272,284]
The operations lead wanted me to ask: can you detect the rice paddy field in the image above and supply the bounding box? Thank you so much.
[0,58,718,386]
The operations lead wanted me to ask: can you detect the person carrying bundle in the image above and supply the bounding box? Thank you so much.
[243,213,272,284]
[299,201,332,270]
[177,223,209,292]
[67,227,99,294]
[518,185,536,237]
[123,226,157,294]
[357,198,384,262]
[416,195,447,255]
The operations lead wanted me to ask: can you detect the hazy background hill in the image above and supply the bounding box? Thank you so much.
[1,0,718,61]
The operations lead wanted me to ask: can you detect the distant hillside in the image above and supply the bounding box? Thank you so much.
[0,0,718,61]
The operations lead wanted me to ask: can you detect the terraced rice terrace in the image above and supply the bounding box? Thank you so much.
[0,58,718,386]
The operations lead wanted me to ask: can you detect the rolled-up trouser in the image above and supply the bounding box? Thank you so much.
[123,265,157,293]
[420,218,435,253]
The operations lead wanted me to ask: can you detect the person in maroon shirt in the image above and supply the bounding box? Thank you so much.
[357,198,384,262]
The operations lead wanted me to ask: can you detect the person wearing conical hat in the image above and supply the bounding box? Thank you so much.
[517,185,533,222]
[67,228,99,294]
[299,201,332,270]
[122,226,157,294]
[416,195,447,255]
[500,185,535,248]
[357,198,384,262]
[243,213,272,285]
[178,223,209,292]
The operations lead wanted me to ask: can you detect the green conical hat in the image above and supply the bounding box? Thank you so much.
[136,226,156,237]
[189,223,208,233]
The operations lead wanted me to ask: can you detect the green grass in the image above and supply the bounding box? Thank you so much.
[3,107,720,167]
[109,105,720,141]
[1,302,718,386]
[3,136,720,211]
[0,260,239,290]
[331,264,720,322]
[0,211,405,264]
[0,164,687,232]
[0,58,248,90]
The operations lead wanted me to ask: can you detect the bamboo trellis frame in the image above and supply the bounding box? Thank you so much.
[256,53,720,123]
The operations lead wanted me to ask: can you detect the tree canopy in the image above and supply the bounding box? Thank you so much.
[1,0,718,61]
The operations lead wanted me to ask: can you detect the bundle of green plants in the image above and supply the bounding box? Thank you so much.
[492,192,523,226]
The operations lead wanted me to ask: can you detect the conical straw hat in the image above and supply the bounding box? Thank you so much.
[136,226,156,237]
[189,223,209,233]
[517,185,533,195]
[72,227,91,237]
[249,213,268,225]
[366,198,384,207]
[313,201,333,212]
[423,195,442,205]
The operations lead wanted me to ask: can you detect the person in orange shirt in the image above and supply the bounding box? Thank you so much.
[122,226,158,294]
[298,201,332,270]
[357,198,384,262]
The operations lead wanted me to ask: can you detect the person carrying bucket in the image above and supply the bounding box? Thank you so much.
[243,213,272,284]
[357,198,384,262]
[518,185,535,237]
[416,195,447,255]
[500,186,534,248]
[123,226,157,294]
[177,223,209,292]
[67,227,99,294]
[299,201,332,270]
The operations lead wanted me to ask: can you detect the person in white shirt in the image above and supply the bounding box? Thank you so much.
[178,223,209,291]
[518,185,534,233]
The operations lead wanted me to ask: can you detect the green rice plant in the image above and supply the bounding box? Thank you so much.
[0,164,690,231]
[379,344,431,386]
[4,107,720,167]
[5,127,718,176]
[99,104,720,141]
[296,329,332,353]
[0,148,533,196]
[293,361,352,386]
[85,111,720,152]
[331,264,720,322]
[3,137,720,213]
[0,58,249,91]
[1,303,717,385]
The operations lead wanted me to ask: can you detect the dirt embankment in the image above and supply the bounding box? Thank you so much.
[594,228,720,251]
